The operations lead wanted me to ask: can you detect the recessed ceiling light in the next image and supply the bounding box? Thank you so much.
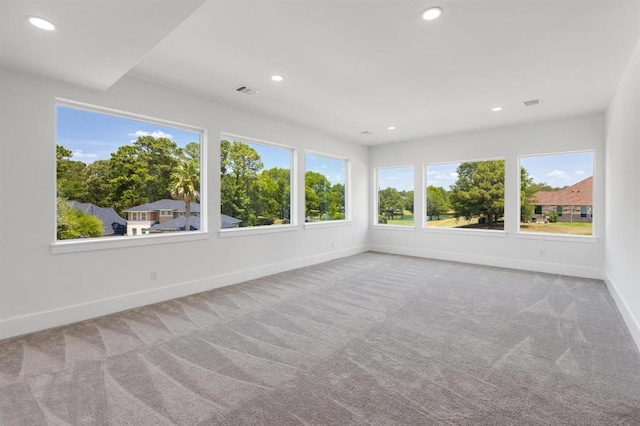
[271,75,284,82]
[492,107,503,112]
[28,16,56,31]
[422,7,443,21]
[387,126,396,130]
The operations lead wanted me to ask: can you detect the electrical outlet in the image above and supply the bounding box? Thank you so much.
[330,241,335,248]
[539,250,546,257]
[150,270,158,280]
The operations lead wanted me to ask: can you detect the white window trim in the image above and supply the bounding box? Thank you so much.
[53,98,208,253]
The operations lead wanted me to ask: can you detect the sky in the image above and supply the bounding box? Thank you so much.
[305,154,345,185]
[56,105,200,163]
[378,166,414,191]
[520,152,593,188]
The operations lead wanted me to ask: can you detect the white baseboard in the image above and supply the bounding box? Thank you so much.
[0,245,370,340]
[370,244,603,279]
[604,273,640,352]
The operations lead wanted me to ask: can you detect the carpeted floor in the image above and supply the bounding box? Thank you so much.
[1,252,639,425]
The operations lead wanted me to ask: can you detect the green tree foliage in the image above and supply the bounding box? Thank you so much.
[56,198,104,239]
[426,185,450,220]
[257,168,290,220]
[56,145,88,200]
[220,140,263,226]
[169,160,200,231]
[305,171,331,219]
[449,160,505,227]
[378,187,407,218]
[520,166,537,222]
[108,136,179,212]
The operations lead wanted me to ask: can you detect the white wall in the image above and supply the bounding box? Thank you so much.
[370,113,606,279]
[0,69,370,339]
[605,39,640,349]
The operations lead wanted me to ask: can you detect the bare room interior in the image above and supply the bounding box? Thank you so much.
[1,1,639,424]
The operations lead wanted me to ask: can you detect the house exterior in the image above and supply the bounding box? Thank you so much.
[531,176,593,223]
[123,199,200,236]
[67,201,127,236]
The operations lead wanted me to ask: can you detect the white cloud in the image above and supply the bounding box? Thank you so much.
[575,170,585,175]
[547,170,569,179]
[72,149,98,159]
[129,130,174,140]
[449,172,459,178]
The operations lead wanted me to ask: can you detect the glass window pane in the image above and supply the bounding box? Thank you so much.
[426,160,505,230]
[305,153,347,222]
[377,166,414,226]
[220,137,292,228]
[520,152,593,235]
[56,104,202,240]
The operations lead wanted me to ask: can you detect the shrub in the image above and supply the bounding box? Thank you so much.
[378,214,388,224]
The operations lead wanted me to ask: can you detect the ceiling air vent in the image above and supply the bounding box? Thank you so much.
[523,98,543,107]
[235,85,260,95]
[361,130,372,136]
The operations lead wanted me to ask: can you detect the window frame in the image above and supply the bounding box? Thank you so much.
[219,132,297,236]
[52,98,208,254]
[303,150,350,228]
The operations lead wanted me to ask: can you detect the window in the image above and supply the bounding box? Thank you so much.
[160,210,172,217]
[520,151,593,236]
[426,159,505,230]
[376,166,414,226]
[220,135,292,228]
[305,153,347,222]
[56,103,203,241]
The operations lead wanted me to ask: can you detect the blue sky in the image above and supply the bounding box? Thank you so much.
[520,152,593,188]
[305,154,345,185]
[56,105,200,163]
[378,166,414,191]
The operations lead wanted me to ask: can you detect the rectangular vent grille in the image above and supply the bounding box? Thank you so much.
[235,85,260,95]
[523,98,542,107]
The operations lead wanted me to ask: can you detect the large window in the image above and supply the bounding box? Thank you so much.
[520,151,594,236]
[56,103,203,241]
[425,159,505,230]
[220,136,292,228]
[305,153,347,222]
[376,166,414,226]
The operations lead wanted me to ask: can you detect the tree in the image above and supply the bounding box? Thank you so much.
[258,168,290,220]
[520,167,537,222]
[449,160,505,227]
[378,187,406,218]
[329,183,345,220]
[169,160,200,231]
[305,171,331,219]
[220,140,263,226]
[426,185,449,220]
[56,145,88,200]
[56,198,104,240]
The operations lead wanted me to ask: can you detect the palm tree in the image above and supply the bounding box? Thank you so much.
[169,160,200,232]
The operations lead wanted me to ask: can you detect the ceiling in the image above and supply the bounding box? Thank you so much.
[2,0,639,146]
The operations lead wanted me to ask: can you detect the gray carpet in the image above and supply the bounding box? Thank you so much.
[1,252,639,425]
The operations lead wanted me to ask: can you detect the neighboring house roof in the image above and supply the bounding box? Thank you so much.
[222,214,242,228]
[123,199,201,213]
[148,215,200,232]
[534,176,593,206]
[67,201,127,235]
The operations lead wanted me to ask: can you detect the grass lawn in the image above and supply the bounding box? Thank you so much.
[520,222,592,236]
[385,214,415,226]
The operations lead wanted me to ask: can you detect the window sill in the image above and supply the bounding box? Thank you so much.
[516,232,598,244]
[51,231,210,254]
[304,220,352,230]
[421,227,507,238]
[372,224,416,232]
[219,224,299,238]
